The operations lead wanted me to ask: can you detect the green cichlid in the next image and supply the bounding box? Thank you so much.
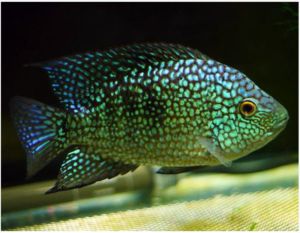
[10,43,289,193]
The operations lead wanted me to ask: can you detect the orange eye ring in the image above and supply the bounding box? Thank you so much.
[239,100,257,116]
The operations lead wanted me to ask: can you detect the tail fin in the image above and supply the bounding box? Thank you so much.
[10,97,67,178]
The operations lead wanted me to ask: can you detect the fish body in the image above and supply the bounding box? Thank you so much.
[10,43,289,193]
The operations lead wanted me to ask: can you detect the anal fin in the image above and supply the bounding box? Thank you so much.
[46,146,138,194]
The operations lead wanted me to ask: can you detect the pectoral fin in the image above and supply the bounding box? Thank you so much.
[199,137,232,167]
[46,146,138,194]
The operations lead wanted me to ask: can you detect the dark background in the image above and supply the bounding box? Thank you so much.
[2,3,298,187]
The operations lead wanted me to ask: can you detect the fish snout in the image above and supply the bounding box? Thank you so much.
[273,100,289,130]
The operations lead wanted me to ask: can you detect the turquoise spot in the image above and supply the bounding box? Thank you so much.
[153,75,159,82]
[229,107,236,113]
[163,69,169,75]
[207,60,214,66]
[230,74,237,81]
[182,80,188,87]
[215,85,222,93]
[225,66,232,72]
[184,90,190,98]
[179,66,184,74]
[78,82,84,88]
[70,149,80,155]
[187,74,194,81]
[247,83,254,90]
[213,118,223,125]
[213,104,222,110]
[231,89,237,97]
[168,60,174,67]
[184,67,190,75]
[224,81,233,89]
[218,65,224,73]
[194,83,201,91]
[185,60,193,66]
[219,134,224,141]
[192,75,199,81]
[169,72,175,80]
[229,131,237,137]
[238,88,246,95]
[224,139,232,147]
[224,125,231,132]
[221,107,228,114]
[197,60,204,66]
[223,90,231,98]
[239,122,246,128]
[199,70,205,79]
[147,66,152,76]
[192,65,197,73]
[216,96,222,103]
[162,78,169,86]
[193,92,201,99]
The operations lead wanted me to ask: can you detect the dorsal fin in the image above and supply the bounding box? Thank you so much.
[37,43,209,113]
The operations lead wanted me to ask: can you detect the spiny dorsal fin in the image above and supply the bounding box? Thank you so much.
[38,43,209,113]
[46,146,138,194]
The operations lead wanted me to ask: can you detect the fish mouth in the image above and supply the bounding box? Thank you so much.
[264,116,288,139]
[273,115,289,130]
[273,101,289,130]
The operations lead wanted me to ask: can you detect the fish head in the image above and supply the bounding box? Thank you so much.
[236,88,288,153]
[208,67,289,161]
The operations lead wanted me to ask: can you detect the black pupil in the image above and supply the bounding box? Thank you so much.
[243,103,253,113]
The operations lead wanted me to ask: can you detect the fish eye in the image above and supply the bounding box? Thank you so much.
[239,100,257,117]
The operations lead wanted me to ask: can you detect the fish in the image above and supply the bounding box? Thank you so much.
[10,43,289,193]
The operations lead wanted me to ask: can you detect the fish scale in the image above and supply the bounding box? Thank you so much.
[10,43,288,193]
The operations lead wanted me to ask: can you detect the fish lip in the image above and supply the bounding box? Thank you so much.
[274,116,289,129]
[273,101,289,129]
[264,116,288,138]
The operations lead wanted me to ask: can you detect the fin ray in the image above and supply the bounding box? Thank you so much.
[46,146,138,193]
[10,97,67,177]
[38,43,209,113]
[199,137,232,167]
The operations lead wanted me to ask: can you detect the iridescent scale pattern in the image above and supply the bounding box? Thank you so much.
[11,43,288,192]
[42,43,277,166]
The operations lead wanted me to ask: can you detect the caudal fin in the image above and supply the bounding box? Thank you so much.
[10,97,67,178]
